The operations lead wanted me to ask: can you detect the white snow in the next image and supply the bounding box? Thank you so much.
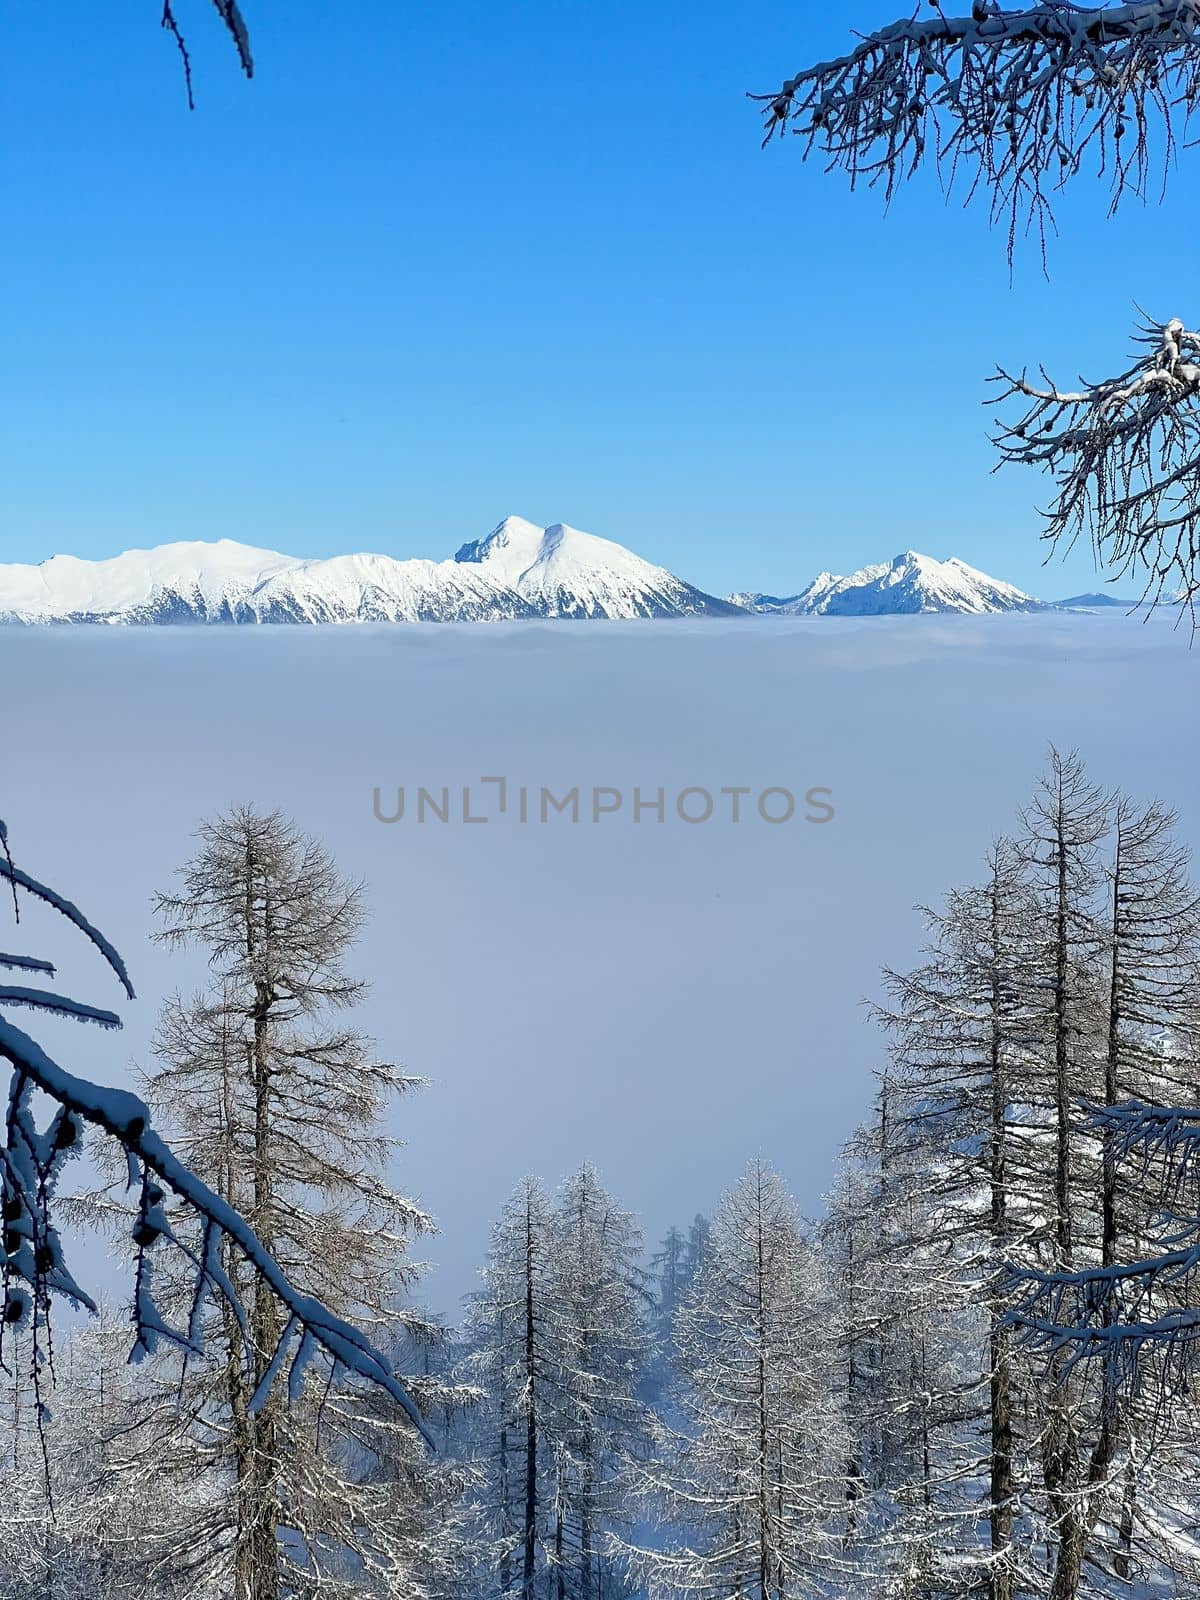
[454,516,732,620]
[248,552,539,624]
[731,550,1045,616]
[0,521,734,625]
[0,539,303,622]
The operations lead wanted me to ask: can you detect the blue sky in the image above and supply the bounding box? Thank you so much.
[1,0,1195,598]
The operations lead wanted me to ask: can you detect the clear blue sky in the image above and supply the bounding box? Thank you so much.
[1,1,1194,598]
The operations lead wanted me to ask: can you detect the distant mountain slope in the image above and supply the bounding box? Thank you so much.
[0,520,736,625]
[0,532,1139,626]
[244,553,538,623]
[455,516,741,619]
[1051,593,1139,611]
[731,552,1046,616]
[0,540,300,623]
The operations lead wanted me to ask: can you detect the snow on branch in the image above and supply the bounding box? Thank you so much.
[756,2,1200,255]
[0,828,134,1001]
[1007,1100,1200,1394]
[991,314,1200,614]
[0,821,432,1448]
[0,955,55,976]
[160,0,254,110]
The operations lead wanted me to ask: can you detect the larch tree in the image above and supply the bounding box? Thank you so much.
[97,806,448,1600]
[649,1227,686,1351]
[850,839,1048,1600]
[1007,790,1200,1589]
[631,1159,848,1600]
[548,1165,652,1600]
[851,753,1200,1598]
[645,1216,709,1403]
[0,815,424,1551]
[681,1214,710,1299]
[0,1310,224,1600]
[462,1176,573,1600]
[1010,760,1200,1597]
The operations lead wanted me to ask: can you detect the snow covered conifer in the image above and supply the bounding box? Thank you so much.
[645,1217,708,1399]
[0,812,421,1525]
[548,1164,652,1600]
[862,838,1054,1598]
[103,806,446,1600]
[462,1176,570,1600]
[632,1159,847,1600]
[862,755,1200,1598]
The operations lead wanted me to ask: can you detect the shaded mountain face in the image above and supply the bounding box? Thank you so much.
[730,551,1046,616]
[0,521,738,625]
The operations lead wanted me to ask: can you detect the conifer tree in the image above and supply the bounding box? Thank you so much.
[549,1165,652,1600]
[632,1160,847,1600]
[463,1177,569,1600]
[104,807,449,1600]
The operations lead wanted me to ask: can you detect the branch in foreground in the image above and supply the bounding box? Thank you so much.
[991,315,1200,614]
[161,0,254,108]
[1007,1101,1200,1397]
[0,820,430,1447]
[755,2,1200,256]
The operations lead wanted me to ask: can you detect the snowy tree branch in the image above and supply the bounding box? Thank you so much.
[1007,1100,1200,1393]
[0,819,432,1449]
[756,2,1200,255]
[991,314,1200,614]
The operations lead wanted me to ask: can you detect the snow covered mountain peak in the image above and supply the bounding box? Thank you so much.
[0,520,737,625]
[453,514,545,565]
[455,516,739,619]
[732,550,1045,617]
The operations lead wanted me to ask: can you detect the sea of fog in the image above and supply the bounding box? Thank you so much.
[3,614,1198,1318]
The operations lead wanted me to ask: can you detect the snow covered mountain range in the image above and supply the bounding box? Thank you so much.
[730,551,1047,617]
[0,524,1124,625]
[0,518,740,625]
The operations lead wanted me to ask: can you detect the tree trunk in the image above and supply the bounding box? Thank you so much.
[523,1199,539,1600]
[1115,1456,1136,1581]
[1044,787,1086,1600]
[755,1181,771,1600]
[499,1419,513,1599]
[247,980,281,1600]
[988,872,1015,1600]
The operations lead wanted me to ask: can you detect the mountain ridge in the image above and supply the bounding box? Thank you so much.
[0,520,738,625]
[0,527,1133,624]
[731,550,1046,617]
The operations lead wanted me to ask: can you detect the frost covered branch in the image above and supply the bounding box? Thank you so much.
[756,2,1200,254]
[991,314,1200,613]
[1007,1100,1200,1395]
[0,820,430,1446]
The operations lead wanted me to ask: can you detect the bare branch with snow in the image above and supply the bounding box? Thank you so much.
[0,819,430,1447]
[756,2,1200,257]
[991,313,1200,615]
[1008,1100,1200,1405]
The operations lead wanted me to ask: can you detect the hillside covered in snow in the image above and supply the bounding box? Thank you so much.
[0,518,739,625]
[730,550,1047,616]
[1,528,1140,626]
